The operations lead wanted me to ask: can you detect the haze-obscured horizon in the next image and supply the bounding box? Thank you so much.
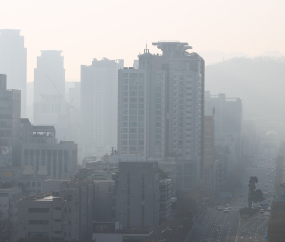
[2,0,285,82]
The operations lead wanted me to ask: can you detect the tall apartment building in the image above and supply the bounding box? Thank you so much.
[0,29,27,117]
[81,58,124,153]
[0,186,22,242]
[0,74,21,167]
[113,161,160,230]
[118,41,205,191]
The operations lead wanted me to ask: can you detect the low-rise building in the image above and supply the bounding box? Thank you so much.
[0,186,22,241]
[92,221,153,242]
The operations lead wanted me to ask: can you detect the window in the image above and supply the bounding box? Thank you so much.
[54,219,61,222]
[28,220,49,225]
[28,208,49,213]
[55,207,61,210]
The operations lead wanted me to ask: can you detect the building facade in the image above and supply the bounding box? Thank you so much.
[0,74,21,167]
[18,190,80,241]
[81,58,124,154]
[21,119,78,179]
[0,29,27,117]
[114,161,160,230]
[118,42,205,191]
[0,186,22,242]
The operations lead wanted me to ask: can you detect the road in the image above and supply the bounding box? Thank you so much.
[187,159,276,242]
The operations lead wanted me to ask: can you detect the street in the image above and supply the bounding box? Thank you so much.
[187,158,276,242]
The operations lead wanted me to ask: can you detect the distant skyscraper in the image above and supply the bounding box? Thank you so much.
[0,29,27,117]
[33,51,67,140]
[118,41,205,191]
[81,58,124,152]
[34,50,65,102]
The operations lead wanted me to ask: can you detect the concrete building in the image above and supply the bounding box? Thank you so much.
[92,221,153,242]
[203,114,215,181]
[18,190,80,241]
[0,29,27,117]
[18,178,93,241]
[118,42,205,191]
[0,186,22,242]
[205,92,242,172]
[0,74,21,167]
[93,180,115,222]
[60,179,94,241]
[159,179,172,222]
[81,58,124,155]
[113,161,160,230]
[21,119,78,179]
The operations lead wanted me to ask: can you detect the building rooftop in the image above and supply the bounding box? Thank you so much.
[33,126,56,132]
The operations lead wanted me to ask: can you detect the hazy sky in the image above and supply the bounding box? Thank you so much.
[1,0,284,82]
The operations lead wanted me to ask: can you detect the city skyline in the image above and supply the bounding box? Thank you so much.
[1,0,285,82]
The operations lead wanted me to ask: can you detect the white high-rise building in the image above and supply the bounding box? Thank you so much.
[118,42,205,191]
[0,29,27,117]
[81,58,124,153]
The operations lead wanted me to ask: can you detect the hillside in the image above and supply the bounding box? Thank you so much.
[205,57,285,119]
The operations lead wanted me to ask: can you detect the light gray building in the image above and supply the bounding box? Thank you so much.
[113,161,160,230]
[34,50,65,102]
[0,29,27,117]
[81,58,124,154]
[0,74,21,167]
[18,179,93,241]
[18,190,80,241]
[204,92,243,172]
[21,119,78,179]
[118,41,205,191]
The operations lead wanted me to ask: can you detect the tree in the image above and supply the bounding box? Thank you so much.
[248,176,260,208]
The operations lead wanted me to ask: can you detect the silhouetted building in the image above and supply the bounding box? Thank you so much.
[81,58,124,154]
[118,41,205,191]
[0,74,21,167]
[0,29,27,117]
[0,186,22,242]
